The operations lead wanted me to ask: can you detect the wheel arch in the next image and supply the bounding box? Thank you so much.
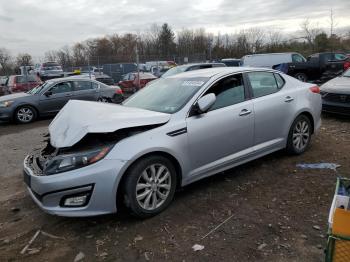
[115,151,183,208]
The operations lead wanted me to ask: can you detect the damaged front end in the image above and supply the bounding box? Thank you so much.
[26,125,160,176]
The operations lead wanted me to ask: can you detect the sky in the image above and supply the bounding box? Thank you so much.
[0,0,350,58]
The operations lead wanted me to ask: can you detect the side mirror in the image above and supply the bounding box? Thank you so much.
[196,93,216,113]
[45,91,52,97]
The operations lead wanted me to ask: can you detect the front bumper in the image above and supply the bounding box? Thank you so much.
[23,155,129,217]
[322,101,350,116]
[0,107,13,121]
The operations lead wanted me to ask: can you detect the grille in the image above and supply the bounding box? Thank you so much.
[323,105,350,115]
[322,92,350,103]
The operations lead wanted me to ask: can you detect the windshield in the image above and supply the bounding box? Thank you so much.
[123,77,209,113]
[343,69,350,77]
[27,82,51,94]
[161,66,188,78]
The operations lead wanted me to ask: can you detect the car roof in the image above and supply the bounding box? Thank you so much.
[46,76,96,83]
[169,66,277,79]
[243,52,298,57]
[175,63,226,69]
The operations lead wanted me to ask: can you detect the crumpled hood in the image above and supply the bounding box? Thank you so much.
[49,100,171,148]
[321,77,350,94]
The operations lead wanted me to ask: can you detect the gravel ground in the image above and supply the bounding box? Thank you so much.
[0,114,349,262]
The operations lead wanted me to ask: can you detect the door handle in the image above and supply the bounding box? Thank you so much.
[284,96,294,102]
[65,93,72,97]
[239,109,252,116]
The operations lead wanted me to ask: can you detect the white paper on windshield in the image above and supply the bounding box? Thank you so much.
[181,81,205,87]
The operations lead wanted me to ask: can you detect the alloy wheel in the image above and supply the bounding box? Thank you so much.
[292,120,310,151]
[135,164,171,211]
[98,97,109,102]
[17,107,34,123]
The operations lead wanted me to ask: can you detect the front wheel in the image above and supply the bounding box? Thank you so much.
[123,155,177,218]
[14,106,37,124]
[286,115,312,155]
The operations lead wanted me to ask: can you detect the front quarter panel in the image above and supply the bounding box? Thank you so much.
[105,118,191,184]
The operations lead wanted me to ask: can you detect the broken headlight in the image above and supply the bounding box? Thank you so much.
[44,146,111,175]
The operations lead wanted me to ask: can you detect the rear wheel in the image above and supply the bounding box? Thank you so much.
[294,73,308,82]
[123,155,177,218]
[286,115,312,155]
[98,97,110,103]
[15,106,37,124]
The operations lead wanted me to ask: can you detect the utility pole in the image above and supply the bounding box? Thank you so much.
[87,56,91,79]
[136,39,140,91]
[98,56,101,74]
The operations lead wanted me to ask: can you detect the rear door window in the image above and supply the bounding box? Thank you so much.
[274,74,285,89]
[74,81,94,91]
[247,72,280,98]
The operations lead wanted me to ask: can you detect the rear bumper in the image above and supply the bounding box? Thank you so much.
[322,101,350,115]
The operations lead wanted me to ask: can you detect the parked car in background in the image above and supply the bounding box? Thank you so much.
[241,52,306,69]
[94,73,115,86]
[6,75,42,93]
[0,77,123,124]
[221,58,241,67]
[34,62,64,80]
[320,68,350,115]
[102,63,138,83]
[275,52,350,82]
[145,61,176,71]
[161,63,226,78]
[23,67,321,218]
[0,76,9,96]
[150,66,170,77]
[118,72,157,93]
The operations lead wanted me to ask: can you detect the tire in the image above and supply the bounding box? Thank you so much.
[294,73,308,82]
[14,105,37,124]
[98,97,110,103]
[123,155,177,218]
[286,115,312,155]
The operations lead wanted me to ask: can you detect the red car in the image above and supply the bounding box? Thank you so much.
[118,72,157,93]
[7,75,42,93]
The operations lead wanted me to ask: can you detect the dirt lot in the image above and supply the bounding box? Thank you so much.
[0,115,349,262]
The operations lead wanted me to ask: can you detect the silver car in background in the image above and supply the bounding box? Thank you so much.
[321,68,350,115]
[34,62,64,80]
[23,67,322,218]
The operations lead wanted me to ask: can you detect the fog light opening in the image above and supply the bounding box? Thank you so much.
[61,192,91,207]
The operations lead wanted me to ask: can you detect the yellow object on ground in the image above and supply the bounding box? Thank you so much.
[332,208,350,236]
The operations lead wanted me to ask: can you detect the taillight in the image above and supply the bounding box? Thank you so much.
[115,88,123,95]
[344,61,350,71]
[309,86,320,94]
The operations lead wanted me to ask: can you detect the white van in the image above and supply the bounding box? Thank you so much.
[241,52,306,68]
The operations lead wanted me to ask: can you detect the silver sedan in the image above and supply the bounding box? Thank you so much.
[23,67,322,218]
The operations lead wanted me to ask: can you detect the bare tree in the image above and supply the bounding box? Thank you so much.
[0,48,12,74]
[246,27,265,53]
[44,50,58,62]
[16,53,33,67]
[300,19,321,51]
